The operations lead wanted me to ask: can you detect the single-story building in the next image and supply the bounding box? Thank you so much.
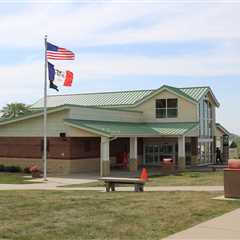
[0,85,229,176]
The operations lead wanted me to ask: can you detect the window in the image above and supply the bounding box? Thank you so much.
[199,99,213,138]
[198,142,213,164]
[156,99,178,118]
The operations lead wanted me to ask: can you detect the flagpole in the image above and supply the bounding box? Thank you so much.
[43,35,48,181]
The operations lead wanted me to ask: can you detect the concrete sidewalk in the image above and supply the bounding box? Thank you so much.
[0,174,98,190]
[0,182,224,192]
[56,186,224,192]
[164,208,240,240]
[0,174,224,191]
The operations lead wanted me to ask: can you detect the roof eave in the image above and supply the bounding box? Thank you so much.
[216,123,230,135]
[202,88,220,107]
[132,85,198,108]
[0,105,69,126]
[64,120,110,137]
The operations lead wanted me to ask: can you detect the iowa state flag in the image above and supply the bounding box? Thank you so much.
[48,62,73,91]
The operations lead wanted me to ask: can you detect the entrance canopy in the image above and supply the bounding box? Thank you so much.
[64,119,199,137]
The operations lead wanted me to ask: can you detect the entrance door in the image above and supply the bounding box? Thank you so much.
[198,142,213,165]
[144,143,175,165]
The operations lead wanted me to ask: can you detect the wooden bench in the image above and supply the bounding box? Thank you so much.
[98,177,146,192]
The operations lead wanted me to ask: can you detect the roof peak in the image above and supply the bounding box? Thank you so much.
[179,86,210,89]
[47,85,211,98]
[48,88,154,97]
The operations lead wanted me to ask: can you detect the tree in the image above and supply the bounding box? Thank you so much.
[0,103,31,119]
[230,141,237,148]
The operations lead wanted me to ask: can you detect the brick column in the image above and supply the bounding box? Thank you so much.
[100,136,110,177]
[212,136,216,164]
[222,135,229,164]
[129,137,138,172]
[178,136,186,170]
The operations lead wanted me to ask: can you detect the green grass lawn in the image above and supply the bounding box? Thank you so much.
[0,191,239,240]
[64,171,224,188]
[148,171,223,186]
[0,173,33,184]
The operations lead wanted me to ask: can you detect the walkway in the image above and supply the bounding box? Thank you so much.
[0,174,98,190]
[0,177,224,192]
[164,208,240,240]
[56,186,224,192]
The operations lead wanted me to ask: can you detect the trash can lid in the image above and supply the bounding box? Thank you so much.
[163,158,172,161]
[228,159,240,169]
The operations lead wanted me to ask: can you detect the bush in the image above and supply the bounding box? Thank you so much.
[230,141,238,148]
[30,165,41,173]
[0,165,5,172]
[0,165,22,173]
[23,167,31,174]
[4,166,22,173]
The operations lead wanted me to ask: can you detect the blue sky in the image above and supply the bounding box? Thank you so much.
[0,1,240,134]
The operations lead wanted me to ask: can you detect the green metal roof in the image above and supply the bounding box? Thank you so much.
[64,119,198,137]
[31,85,212,108]
[162,85,198,103]
[32,89,153,108]
[0,104,142,126]
[179,87,209,102]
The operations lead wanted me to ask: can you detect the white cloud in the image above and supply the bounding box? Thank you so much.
[68,50,240,78]
[89,3,240,46]
[0,2,163,48]
[0,2,240,48]
[0,49,239,102]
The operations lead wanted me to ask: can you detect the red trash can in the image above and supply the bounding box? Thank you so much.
[224,159,240,198]
[162,158,174,175]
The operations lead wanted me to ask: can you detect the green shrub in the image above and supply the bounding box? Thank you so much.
[230,141,238,148]
[0,165,5,172]
[4,166,22,173]
[23,167,31,174]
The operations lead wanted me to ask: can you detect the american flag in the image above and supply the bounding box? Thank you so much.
[47,42,75,60]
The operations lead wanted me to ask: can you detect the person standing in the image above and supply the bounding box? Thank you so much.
[216,147,223,164]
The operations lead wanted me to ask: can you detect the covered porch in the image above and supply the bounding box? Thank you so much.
[65,119,199,176]
[102,136,199,176]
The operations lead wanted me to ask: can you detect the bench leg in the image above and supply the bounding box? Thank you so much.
[134,184,140,192]
[106,182,111,192]
[134,184,144,192]
[111,183,115,192]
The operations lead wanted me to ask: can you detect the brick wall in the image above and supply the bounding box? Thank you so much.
[0,137,101,160]
[0,137,42,158]
[70,137,100,159]
[0,157,100,174]
[0,137,143,160]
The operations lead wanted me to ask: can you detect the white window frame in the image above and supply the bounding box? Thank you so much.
[156,98,178,119]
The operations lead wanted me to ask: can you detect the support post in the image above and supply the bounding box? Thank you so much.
[129,137,138,172]
[212,136,216,164]
[178,136,186,170]
[43,35,48,181]
[100,136,110,177]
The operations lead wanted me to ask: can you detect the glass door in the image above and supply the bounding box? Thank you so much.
[145,144,154,165]
[144,143,175,165]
